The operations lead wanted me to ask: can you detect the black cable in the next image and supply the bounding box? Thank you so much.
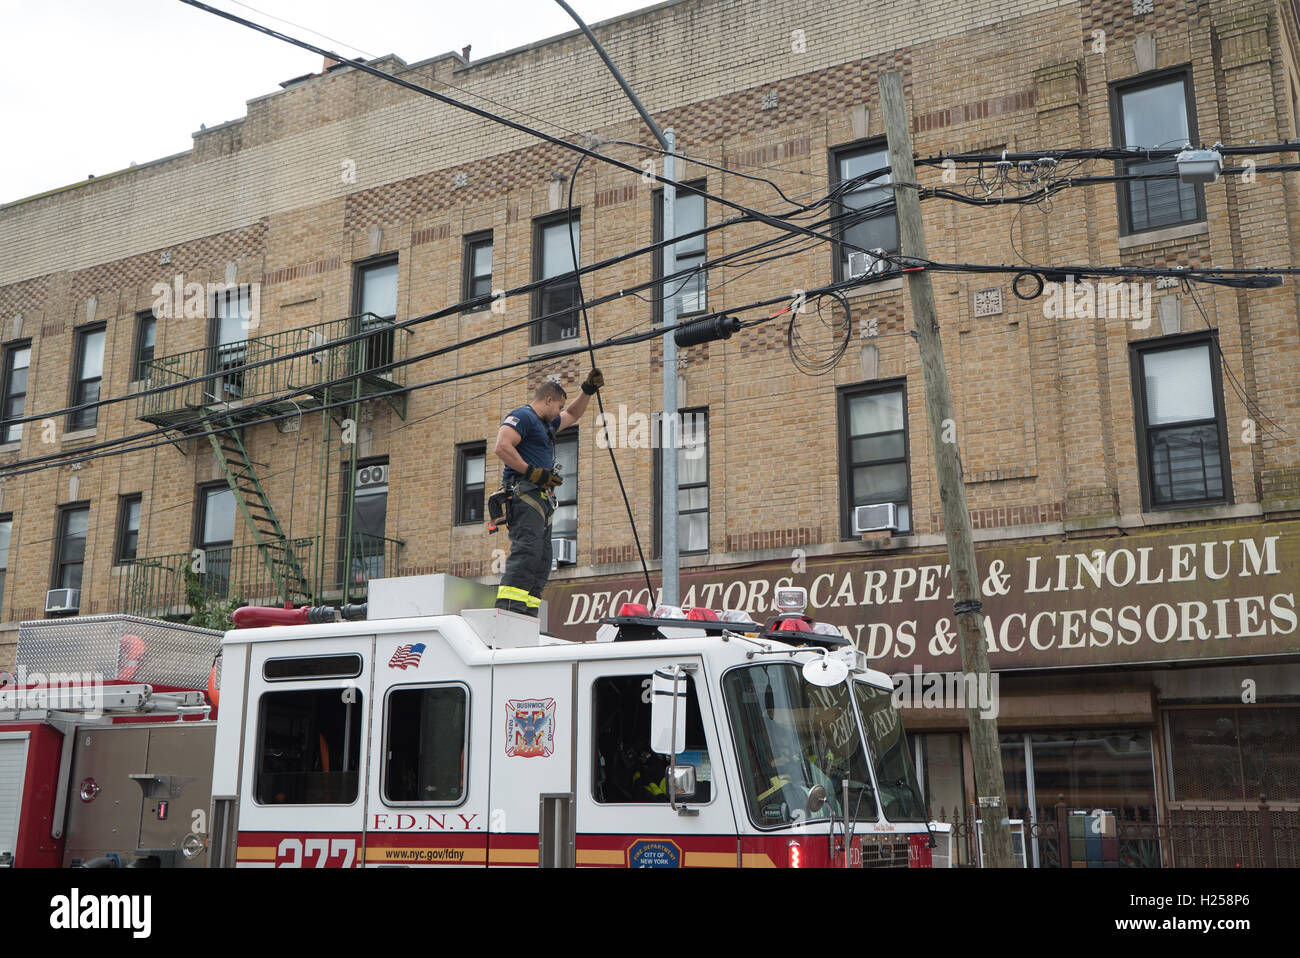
[566,152,653,597]
[0,272,887,479]
[5,147,891,435]
[1183,282,1292,439]
[8,190,898,474]
[176,1,892,261]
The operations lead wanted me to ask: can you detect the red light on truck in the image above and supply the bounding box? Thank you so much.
[788,842,802,868]
[686,608,720,621]
[617,603,650,617]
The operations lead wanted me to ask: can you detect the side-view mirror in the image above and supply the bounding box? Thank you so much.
[802,655,848,687]
[650,666,688,755]
[668,764,697,800]
[806,784,827,814]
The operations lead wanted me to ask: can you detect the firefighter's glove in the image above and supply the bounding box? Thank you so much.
[525,465,564,489]
[581,368,605,395]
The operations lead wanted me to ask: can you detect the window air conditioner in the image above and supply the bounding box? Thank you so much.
[927,824,954,868]
[847,247,890,279]
[45,589,81,614]
[552,538,577,567]
[976,819,1028,868]
[852,503,898,534]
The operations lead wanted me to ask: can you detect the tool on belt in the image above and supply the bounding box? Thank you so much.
[486,465,562,534]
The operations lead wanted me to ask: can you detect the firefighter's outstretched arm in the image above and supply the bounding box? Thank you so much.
[558,369,603,431]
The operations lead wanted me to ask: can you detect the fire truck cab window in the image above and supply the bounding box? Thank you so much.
[255,688,362,805]
[384,686,468,804]
[723,663,880,829]
[852,682,926,821]
[592,675,713,804]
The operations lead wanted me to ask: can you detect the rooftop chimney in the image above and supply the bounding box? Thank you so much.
[461,45,472,61]
[323,56,340,71]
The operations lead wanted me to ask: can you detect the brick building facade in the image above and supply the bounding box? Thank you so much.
[2,0,1298,865]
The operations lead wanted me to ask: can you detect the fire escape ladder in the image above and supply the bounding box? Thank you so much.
[208,417,312,604]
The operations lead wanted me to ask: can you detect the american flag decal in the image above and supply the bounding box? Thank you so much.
[387,643,427,670]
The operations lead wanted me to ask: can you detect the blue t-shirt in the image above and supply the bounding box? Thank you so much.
[501,404,561,483]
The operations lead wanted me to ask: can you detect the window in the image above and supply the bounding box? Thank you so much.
[354,257,398,371]
[115,494,142,564]
[652,182,707,321]
[552,433,578,543]
[839,384,910,536]
[1167,707,1300,802]
[852,682,926,821]
[53,503,90,592]
[384,685,468,804]
[455,443,486,525]
[67,325,106,432]
[592,674,713,804]
[341,458,388,584]
[133,310,157,382]
[263,655,362,681]
[197,483,235,597]
[209,289,251,401]
[723,663,875,828]
[0,342,31,444]
[462,232,493,310]
[532,214,581,345]
[1112,71,1203,234]
[1131,333,1230,508]
[0,514,11,612]
[654,408,709,556]
[255,688,363,805]
[831,142,897,280]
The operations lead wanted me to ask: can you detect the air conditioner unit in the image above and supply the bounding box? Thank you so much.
[847,247,890,279]
[853,503,898,534]
[356,464,387,488]
[552,538,577,567]
[976,819,1028,868]
[927,824,954,868]
[45,589,81,614]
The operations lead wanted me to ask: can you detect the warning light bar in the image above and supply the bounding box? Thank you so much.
[686,608,720,621]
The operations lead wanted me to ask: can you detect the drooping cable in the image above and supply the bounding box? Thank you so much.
[566,153,653,597]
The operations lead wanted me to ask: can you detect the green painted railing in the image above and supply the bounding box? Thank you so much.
[117,534,404,618]
[136,313,406,423]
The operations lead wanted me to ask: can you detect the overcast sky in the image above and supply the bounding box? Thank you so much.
[0,0,655,205]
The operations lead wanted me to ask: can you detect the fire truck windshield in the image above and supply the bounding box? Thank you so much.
[723,663,878,829]
[852,681,927,822]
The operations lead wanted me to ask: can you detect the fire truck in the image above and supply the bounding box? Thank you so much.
[0,575,949,869]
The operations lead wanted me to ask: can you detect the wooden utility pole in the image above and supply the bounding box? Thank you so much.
[879,71,1016,868]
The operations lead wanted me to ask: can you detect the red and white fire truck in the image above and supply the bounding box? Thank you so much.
[0,575,949,869]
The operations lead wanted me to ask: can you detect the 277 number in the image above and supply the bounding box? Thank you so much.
[275,837,357,868]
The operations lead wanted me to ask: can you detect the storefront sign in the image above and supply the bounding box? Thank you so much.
[545,521,1300,671]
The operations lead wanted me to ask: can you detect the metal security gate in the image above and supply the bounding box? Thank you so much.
[0,732,30,864]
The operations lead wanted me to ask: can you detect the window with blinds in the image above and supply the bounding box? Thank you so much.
[1112,71,1204,234]
[1132,335,1229,509]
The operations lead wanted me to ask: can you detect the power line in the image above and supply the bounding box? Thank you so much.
[566,152,652,596]
[4,189,899,475]
[0,263,890,479]
[175,1,894,258]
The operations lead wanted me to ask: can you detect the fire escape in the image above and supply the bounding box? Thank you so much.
[121,312,407,618]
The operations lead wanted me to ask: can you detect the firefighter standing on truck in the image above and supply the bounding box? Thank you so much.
[493,371,603,615]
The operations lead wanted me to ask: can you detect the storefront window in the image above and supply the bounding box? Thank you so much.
[914,732,965,821]
[1168,707,1300,802]
[1030,729,1158,868]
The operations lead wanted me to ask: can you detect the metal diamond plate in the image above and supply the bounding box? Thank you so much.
[17,615,222,690]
